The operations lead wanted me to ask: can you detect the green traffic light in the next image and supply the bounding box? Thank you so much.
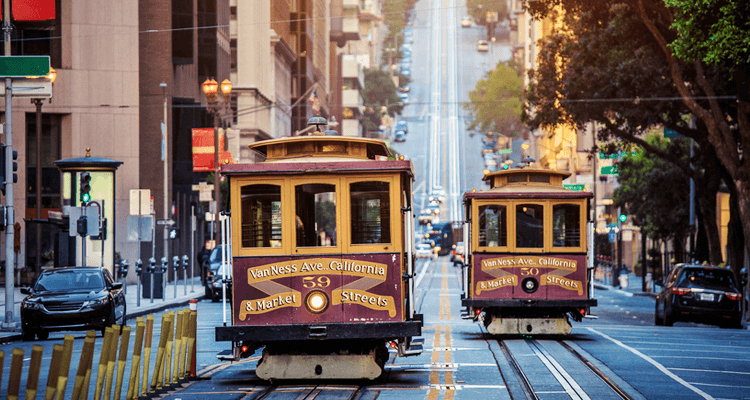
[619,214,627,222]
[82,193,91,203]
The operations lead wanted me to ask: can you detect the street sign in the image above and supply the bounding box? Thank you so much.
[0,79,52,98]
[599,151,637,159]
[199,188,212,202]
[129,189,151,216]
[0,56,50,77]
[608,229,616,243]
[497,149,512,154]
[127,215,153,241]
[600,165,620,175]
[191,182,210,191]
[563,184,586,191]
[156,219,175,226]
[664,127,683,138]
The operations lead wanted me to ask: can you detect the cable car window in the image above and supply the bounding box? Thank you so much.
[478,205,507,247]
[508,174,527,183]
[529,174,550,183]
[516,204,543,248]
[552,204,580,247]
[296,184,337,247]
[350,181,391,244]
[241,184,282,248]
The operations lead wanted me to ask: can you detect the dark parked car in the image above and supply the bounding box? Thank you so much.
[208,262,233,303]
[205,244,231,300]
[655,264,742,328]
[20,267,126,340]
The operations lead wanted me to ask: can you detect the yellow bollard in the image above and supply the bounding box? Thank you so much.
[0,350,4,395]
[141,315,154,397]
[103,325,121,400]
[113,325,132,400]
[44,345,62,400]
[150,313,171,393]
[94,327,114,400]
[186,307,197,377]
[8,348,25,400]
[126,318,145,400]
[179,309,190,380]
[71,332,97,400]
[25,345,44,400]
[55,335,76,400]
[163,312,175,388]
[172,311,183,384]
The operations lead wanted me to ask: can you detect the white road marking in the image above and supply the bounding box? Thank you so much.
[588,327,715,400]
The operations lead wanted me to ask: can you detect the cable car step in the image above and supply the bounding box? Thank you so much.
[216,349,236,361]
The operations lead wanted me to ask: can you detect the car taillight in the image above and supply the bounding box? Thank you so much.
[724,292,741,301]
[671,287,691,295]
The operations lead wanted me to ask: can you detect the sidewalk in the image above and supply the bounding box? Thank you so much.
[593,270,660,298]
[0,276,205,342]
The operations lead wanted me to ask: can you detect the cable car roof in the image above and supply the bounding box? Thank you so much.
[247,135,392,162]
[466,167,592,199]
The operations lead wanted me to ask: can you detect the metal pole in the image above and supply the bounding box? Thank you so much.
[161,82,169,290]
[3,0,18,329]
[34,99,42,274]
[213,112,221,249]
[190,204,195,292]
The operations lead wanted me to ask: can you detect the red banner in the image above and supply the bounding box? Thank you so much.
[3,0,56,21]
[192,128,233,172]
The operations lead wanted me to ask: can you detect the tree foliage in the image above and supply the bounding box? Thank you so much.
[361,68,403,133]
[613,134,690,244]
[464,60,524,138]
[522,0,739,265]
[467,0,508,26]
[666,0,750,72]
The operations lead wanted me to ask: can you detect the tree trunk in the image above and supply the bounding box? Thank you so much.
[733,179,750,275]
[695,186,723,265]
[726,190,745,277]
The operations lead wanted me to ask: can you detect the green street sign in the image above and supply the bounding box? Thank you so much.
[0,56,50,77]
[599,151,637,159]
[563,184,585,191]
[601,165,620,175]
[497,149,512,154]
[664,127,683,138]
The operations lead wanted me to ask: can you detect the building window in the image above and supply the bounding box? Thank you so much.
[6,0,62,68]
[26,112,62,212]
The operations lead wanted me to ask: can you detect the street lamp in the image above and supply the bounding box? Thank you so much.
[31,66,56,272]
[202,78,232,248]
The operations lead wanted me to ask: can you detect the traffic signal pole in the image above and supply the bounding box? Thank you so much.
[2,0,17,329]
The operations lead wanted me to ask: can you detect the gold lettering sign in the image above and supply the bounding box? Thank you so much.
[246,258,388,284]
[239,291,301,320]
[541,274,583,295]
[480,256,578,271]
[240,258,394,317]
[476,275,518,295]
[332,288,396,317]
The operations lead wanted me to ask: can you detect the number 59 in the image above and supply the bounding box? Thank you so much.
[302,276,331,288]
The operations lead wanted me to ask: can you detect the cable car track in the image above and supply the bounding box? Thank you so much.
[501,339,639,400]
[253,384,366,400]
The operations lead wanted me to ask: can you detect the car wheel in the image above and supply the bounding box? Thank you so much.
[22,329,36,341]
[654,302,664,326]
[663,307,674,326]
[36,330,49,340]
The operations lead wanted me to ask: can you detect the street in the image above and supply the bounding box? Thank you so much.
[2,257,748,399]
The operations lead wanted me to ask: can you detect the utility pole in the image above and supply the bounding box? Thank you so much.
[2,0,18,329]
[161,82,169,283]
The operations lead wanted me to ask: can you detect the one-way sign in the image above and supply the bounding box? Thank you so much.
[156,219,176,226]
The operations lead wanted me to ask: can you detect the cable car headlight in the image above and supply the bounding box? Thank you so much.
[521,277,539,293]
[305,290,329,314]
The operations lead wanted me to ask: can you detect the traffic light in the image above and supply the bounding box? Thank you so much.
[619,213,627,223]
[80,172,92,204]
[0,144,17,196]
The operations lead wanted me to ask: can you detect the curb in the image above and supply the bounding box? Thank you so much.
[125,295,206,322]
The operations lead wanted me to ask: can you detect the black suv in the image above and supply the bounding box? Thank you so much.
[655,264,742,328]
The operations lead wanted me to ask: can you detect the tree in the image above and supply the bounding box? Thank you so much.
[522,1,733,265]
[464,60,524,139]
[613,134,690,261]
[361,68,404,133]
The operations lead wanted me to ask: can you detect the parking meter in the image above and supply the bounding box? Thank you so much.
[120,259,129,295]
[149,257,156,303]
[173,255,180,298]
[161,257,169,302]
[135,259,143,307]
[182,255,189,295]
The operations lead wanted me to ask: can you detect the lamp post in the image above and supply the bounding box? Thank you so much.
[32,67,56,273]
[202,78,232,248]
[160,82,168,272]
